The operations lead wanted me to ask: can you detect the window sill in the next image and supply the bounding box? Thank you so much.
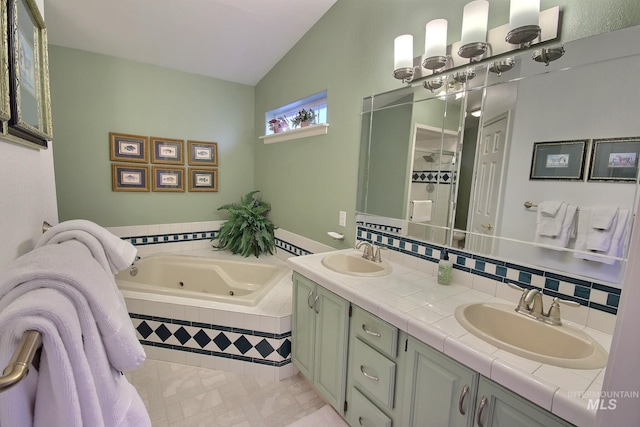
[259,123,329,144]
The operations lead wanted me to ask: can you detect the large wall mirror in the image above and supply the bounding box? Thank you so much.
[357,25,640,287]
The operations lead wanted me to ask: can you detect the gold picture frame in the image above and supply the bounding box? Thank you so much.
[188,168,218,192]
[7,0,52,147]
[188,140,218,166]
[112,164,150,192]
[151,136,184,165]
[152,166,185,192]
[110,132,149,163]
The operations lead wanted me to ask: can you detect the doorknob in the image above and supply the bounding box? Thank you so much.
[481,223,493,231]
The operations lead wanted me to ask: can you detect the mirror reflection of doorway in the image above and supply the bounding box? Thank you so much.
[466,112,510,254]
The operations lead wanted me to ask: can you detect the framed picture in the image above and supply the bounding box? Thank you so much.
[529,140,587,180]
[110,132,149,163]
[188,168,218,192]
[6,0,53,147]
[112,164,149,192]
[152,166,185,192]
[588,136,640,182]
[151,137,184,165]
[188,140,218,166]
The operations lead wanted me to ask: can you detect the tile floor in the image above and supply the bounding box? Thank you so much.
[126,359,328,427]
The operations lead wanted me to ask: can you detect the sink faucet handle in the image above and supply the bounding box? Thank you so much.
[372,246,387,263]
[546,297,580,325]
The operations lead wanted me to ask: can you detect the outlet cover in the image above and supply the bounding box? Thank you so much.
[339,211,347,227]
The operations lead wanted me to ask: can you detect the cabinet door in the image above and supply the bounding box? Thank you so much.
[475,378,572,427]
[314,285,350,412]
[403,337,477,427]
[291,273,316,380]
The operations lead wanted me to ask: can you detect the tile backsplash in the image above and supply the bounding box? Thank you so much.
[356,222,621,318]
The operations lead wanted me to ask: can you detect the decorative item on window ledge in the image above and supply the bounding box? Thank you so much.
[268,116,289,134]
[291,109,316,128]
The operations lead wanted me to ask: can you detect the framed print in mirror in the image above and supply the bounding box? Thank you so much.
[588,137,640,182]
[151,136,184,165]
[7,0,52,147]
[188,140,218,166]
[0,1,10,123]
[529,140,587,180]
[152,166,185,192]
[110,132,148,163]
[112,164,149,192]
[188,168,218,192]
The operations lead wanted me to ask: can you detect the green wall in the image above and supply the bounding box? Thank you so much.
[254,0,640,247]
[49,46,255,227]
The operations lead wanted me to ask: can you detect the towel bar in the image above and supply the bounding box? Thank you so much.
[524,201,580,211]
[0,330,42,392]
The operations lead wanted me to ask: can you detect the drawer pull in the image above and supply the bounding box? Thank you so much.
[358,416,366,426]
[313,295,320,313]
[307,291,314,309]
[362,324,381,337]
[458,384,470,415]
[476,396,488,427]
[360,365,379,382]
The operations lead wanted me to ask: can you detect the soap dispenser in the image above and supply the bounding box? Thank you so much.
[438,250,452,285]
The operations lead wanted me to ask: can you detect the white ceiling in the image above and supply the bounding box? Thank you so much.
[44,0,337,86]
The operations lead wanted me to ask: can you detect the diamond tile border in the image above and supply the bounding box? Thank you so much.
[131,313,292,367]
[412,170,457,184]
[357,223,621,315]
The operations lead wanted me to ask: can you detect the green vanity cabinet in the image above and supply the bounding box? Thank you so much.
[291,273,350,414]
[402,336,478,427]
[475,378,573,427]
[345,306,406,427]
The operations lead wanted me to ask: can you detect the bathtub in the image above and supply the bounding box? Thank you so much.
[115,254,290,306]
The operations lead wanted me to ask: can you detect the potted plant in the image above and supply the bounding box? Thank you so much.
[291,109,316,128]
[213,190,277,257]
[267,117,289,134]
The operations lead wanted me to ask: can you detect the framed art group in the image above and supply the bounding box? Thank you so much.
[530,136,640,183]
[110,132,218,192]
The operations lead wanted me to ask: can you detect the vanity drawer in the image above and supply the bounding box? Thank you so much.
[349,387,392,427]
[352,337,396,409]
[352,306,398,358]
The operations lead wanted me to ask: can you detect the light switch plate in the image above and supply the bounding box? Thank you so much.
[339,211,347,227]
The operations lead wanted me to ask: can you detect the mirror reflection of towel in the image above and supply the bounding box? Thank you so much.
[410,200,432,222]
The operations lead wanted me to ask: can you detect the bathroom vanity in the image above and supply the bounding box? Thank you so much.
[290,250,609,426]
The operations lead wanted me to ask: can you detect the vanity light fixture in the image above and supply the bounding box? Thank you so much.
[423,19,448,70]
[452,68,477,84]
[458,0,490,59]
[393,34,415,82]
[423,77,444,92]
[488,57,515,75]
[506,0,541,46]
[532,46,565,65]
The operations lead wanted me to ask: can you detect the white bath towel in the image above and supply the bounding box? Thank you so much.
[536,201,567,237]
[0,240,145,372]
[36,219,137,275]
[590,205,619,230]
[0,288,150,427]
[575,208,629,265]
[410,200,432,222]
[540,200,564,217]
[534,204,577,249]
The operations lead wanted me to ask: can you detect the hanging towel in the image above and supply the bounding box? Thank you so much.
[590,205,619,231]
[0,288,150,427]
[575,208,629,265]
[410,200,432,222]
[534,204,578,249]
[36,219,137,275]
[0,240,145,372]
[536,201,568,237]
[540,200,564,217]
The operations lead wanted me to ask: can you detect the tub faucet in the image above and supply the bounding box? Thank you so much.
[355,241,373,261]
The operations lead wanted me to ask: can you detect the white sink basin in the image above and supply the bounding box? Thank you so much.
[321,253,392,277]
[455,302,608,369]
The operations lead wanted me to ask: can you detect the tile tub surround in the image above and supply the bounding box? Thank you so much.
[121,248,297,381]
[289,249,614,427]
[357,223,621,322]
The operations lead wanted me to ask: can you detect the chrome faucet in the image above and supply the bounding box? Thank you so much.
[508,283,579,326]
[355,241,373,260]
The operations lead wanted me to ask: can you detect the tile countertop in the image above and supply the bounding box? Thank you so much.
[288,249,613,427]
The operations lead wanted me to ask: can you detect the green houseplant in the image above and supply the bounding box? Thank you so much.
[291,109,316,128]
[213,190,276,257]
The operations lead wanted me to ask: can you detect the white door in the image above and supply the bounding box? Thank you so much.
[467,113,509,254]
